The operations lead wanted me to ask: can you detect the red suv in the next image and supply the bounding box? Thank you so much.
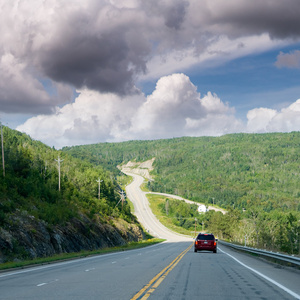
[194,233,217,253]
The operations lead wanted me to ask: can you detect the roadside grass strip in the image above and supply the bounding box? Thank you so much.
[131,243,193,300]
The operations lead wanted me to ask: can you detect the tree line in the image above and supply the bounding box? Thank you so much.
[160,198,299,255]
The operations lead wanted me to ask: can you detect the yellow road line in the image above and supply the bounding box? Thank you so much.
[131,243,193,300]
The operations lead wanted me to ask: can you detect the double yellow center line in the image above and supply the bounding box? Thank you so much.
[131,243,193,300]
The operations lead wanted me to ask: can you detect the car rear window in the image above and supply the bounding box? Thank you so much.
[197,234,214,240]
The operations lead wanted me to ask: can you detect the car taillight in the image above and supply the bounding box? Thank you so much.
[195,241,198,245]
[214,241,216,246]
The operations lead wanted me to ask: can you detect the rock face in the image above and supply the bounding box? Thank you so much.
[120,158,155,180]
[0,212,144,263]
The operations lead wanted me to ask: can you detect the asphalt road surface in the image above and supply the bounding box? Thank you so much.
[0,172,299,299]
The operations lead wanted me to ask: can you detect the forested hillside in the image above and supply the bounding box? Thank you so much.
[63,133,300,212]
[0,127,143,262]
[63,133,300,254]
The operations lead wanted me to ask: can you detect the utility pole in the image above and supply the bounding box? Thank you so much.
[55,156,64,191]
[96,178,103,200]
[165,199,169,215]
[120,190,125,209]
[115,190,126,209]
[1,122,5,177]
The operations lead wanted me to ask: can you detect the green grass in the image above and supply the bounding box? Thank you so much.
[0,238,164,271]
[140,182,150,192]
[146,194,196,238]
[117,174,132,190]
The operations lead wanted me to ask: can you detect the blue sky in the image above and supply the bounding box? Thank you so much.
[189,46,300,119]
[1,1,300,148]
[139,42,300,121]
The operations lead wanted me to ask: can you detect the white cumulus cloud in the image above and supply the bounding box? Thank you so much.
[247,99,300,133]
[17,73,243,148]
[16,73,300,148]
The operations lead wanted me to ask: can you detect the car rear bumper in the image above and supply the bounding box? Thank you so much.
[194,246,216,251]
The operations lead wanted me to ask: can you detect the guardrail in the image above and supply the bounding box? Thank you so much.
[218,240,300,267]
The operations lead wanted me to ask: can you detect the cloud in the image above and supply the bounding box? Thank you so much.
[247,99,300,133]
[17,73,244,148]
[275,50,300,69]
[246,108,277,133]
[16,73,300,148]
[0,53,73,114]
[196,0,300,39]
[37,3,150,96]
[17,89,144,148]
[1,0,300,115]
[131,74,242,139]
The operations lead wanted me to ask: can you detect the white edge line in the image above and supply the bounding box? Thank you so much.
[219,248,300,299]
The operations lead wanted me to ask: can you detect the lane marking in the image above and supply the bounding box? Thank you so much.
[37,283,47,287]
[37,279,58,287]
[219,248,300,300]
[85,268,95,272]
[131,244,193,300]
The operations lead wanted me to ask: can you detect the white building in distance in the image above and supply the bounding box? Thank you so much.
[197,204,208,213]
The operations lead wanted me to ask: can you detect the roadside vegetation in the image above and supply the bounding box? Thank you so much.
[0,127,144,262]
[148,193,299,255]
[147,194,198,237]
[0,127,135,227]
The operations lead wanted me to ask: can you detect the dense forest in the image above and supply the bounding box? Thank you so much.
[0,127,141,261]
[63,133,300,212]
[63,132,300,254]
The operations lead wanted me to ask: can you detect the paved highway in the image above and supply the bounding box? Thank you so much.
[0,172,299,299]
[1,241,299,299]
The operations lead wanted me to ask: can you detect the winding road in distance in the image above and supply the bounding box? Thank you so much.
[0,172,299,299]
[122,170,192,242]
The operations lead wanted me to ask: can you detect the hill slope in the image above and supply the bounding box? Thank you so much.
[0,127,144,262]
[63,132,300,212]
